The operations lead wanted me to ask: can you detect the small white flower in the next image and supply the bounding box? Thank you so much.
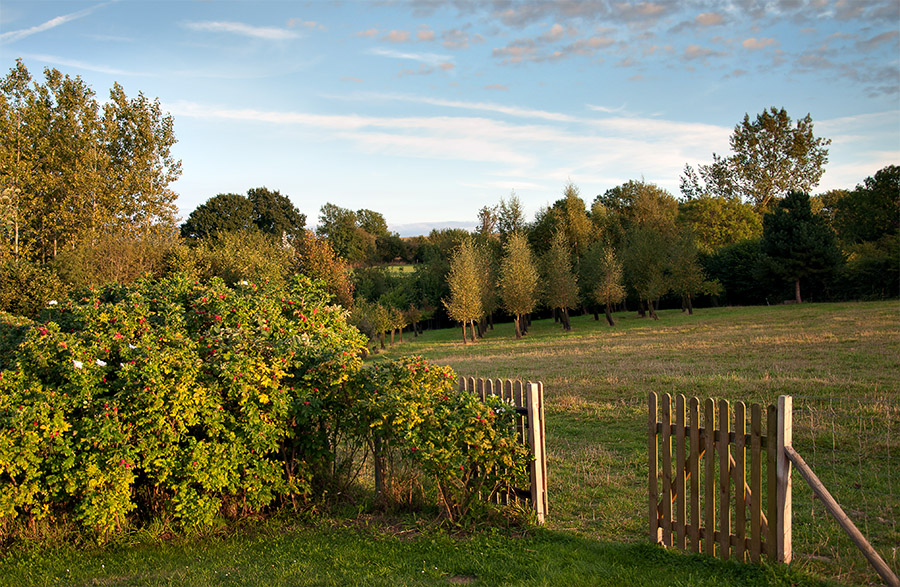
[240,280,248,286]
[128,343,137,349]
[48,300,58,306]
[73,360,83,369]
[95,359,107,367]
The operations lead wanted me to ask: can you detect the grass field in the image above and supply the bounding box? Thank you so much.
[1,301,896,586]
[370,301,899,585]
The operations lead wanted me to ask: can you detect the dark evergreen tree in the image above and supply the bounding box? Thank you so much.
[760,191,842,303]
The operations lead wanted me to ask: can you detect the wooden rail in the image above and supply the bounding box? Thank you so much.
[784,445,900,587]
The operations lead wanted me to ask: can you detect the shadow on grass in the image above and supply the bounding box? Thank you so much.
[0,522,828,586]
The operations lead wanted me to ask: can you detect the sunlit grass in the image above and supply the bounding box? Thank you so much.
[376,300,900,585]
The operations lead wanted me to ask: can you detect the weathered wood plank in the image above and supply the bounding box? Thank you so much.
[718,399,731,561]
[661,394,673,547]
[704,398,716,557]
[750,403,762,563]
[734,401,747,562]
[649,392,659,543]
[675,394,687,550]
[689,397,701,554]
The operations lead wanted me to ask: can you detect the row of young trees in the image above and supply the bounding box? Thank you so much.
[1,60,181,264]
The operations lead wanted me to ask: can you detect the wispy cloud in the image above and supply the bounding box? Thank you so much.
[0,1,110,44]
[331,92,578,122]
[19,53,147,76]
[183,21,298,41]
[367,47,453,68]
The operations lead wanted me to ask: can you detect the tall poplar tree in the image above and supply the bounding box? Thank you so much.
[498,232,538,339]
[444,236,483,343]
[540,231,579,331]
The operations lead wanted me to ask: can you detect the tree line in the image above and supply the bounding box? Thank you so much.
[2,61,897,351]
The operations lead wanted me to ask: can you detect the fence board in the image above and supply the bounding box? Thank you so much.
[689,397,701,553]
[661,394,673,547]
[649,392,659,543]
[704,398,716,557]
[751,404,762,563]
[734,401,747,562]
[675,395,687,550]
[718,399,731,561]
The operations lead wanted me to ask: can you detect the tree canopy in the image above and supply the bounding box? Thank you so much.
[683,107,830,211]
[1,59,181,262]
[760,191,842,303]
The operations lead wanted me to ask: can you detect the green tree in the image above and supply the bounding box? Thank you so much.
[687,108,830,211]
[555,182,593,257]
[830,166,899,299]
[181,193,255,239]
[497,191,526,240]
[677,196,762,255]
[540,231,579,331]
[667,232,720,314]
[583,242,625,326]
[623,226,670,319]
[247,187,306,240]
[444,236,483,344]
[760,191,842,303]
[356,208,388,238]
[832,165,899,245]
[294,230,354,308]
[0,60,181,262]
[475,205,498,238]
[498,232,538,339]
[595,180,678,248]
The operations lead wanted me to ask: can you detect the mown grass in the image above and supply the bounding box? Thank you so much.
[373,301,899,585]
[2,301,895,586]
[0,519,821,587]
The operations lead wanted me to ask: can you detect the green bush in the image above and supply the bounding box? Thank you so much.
[0,259,66,318]
[0,273,366,537]
[356,356,532,523]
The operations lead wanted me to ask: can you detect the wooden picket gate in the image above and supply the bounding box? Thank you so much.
[649,392,793,563]
[459,377,548,523]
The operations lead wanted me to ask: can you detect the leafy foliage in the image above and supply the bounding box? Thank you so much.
[355,356,531,522]
[760,192,843,303]
[0,60,180,263]
[0,273,366,536]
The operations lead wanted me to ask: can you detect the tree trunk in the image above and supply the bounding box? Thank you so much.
[648,301,659,320]
[513,316,522,339]
[605,305,615,326]
[593,309,599,321]
[390,329,395,346]
[469,321,476,342]
[687,294,694,315]
[379,332,385,350]
[795,278,802,303]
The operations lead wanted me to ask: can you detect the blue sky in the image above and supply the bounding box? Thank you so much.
[1,0,898,235]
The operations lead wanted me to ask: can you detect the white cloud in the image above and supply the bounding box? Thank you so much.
[19,53,147,76]
[367,47,453,68]
[742,37,777,50]
[1,1,109,43]
[183,21,298,41]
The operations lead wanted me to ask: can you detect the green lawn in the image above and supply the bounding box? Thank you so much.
[0,520,821,586]
[3,301,896,586]
[372,301,899,585]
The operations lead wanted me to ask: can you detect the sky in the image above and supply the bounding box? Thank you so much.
[1,0,898,236]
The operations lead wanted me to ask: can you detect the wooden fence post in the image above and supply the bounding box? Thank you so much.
[527,382,546,524]
[777,395,793,563]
